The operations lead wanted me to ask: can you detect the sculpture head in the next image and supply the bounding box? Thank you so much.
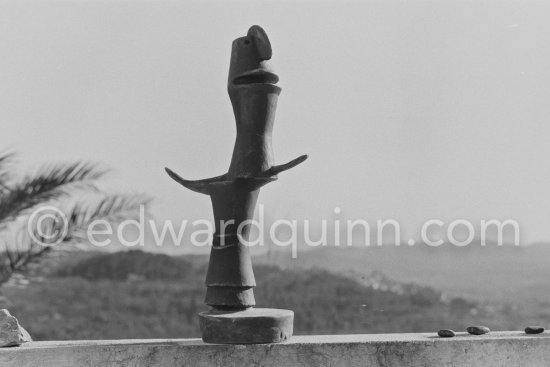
[227,25,279,94]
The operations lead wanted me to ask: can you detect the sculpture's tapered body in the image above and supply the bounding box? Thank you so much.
[166,25,307,344]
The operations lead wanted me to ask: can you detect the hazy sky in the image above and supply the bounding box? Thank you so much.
[2,1,550,248]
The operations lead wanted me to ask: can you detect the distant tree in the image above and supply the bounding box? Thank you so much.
[0,152,151,286]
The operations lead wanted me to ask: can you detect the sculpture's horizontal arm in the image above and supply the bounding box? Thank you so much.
[165,167,227,195]
[268,155,308,176]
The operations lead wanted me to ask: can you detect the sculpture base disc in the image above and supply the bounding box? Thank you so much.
[199,308,293,344]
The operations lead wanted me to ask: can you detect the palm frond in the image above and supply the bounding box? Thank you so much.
[0,161,108,224]
[63,193,153,243]
[70,193,152,224]
[0,152,16,193]
[0,229,52,285]
[0,192,152,285]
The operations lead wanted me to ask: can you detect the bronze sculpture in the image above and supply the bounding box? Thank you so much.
[166,25,307,344]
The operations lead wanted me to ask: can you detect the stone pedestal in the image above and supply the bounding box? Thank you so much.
[199,308,293,344]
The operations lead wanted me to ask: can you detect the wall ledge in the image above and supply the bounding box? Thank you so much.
[0,331,549,366]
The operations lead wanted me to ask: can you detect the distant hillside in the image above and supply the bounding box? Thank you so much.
[0,250,524,340]
[257,243,550,303]
[56,250,194,281]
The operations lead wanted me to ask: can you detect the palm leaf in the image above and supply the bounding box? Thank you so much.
[0,152,15,193]
[64,193,153,242]
[0,193,152,283]
[0,162,108,224]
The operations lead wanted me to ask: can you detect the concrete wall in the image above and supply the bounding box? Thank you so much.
[0,332,548,366]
